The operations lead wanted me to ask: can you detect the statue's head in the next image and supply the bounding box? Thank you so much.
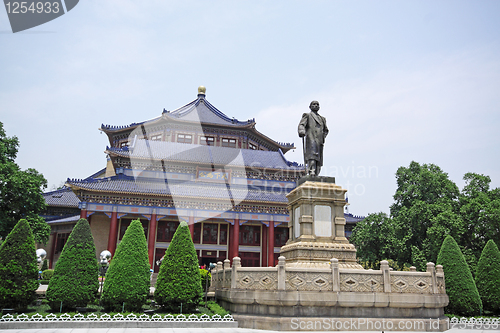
[309,100,320,112]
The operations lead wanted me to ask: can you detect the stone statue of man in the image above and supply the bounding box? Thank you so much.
[298,100,329,176]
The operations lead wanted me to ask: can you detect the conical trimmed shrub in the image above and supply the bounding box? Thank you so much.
[475,240,500,314]
[155,221,202,312]
[0,219,38,310]
[101,219,150,312]
[437,235,482,316]
[46,219,99,311]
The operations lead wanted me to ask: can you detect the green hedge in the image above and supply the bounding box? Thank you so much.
[155,221,202,312]
[475,240,500,314]
[437,235,482,316]
[0,219,39,310]
[101,219,150,312]
[46,219,99,311]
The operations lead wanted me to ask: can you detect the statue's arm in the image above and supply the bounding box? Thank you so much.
[298,113,308,137]
[323,117,329,139]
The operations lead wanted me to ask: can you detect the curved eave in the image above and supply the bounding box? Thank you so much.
[162,113,255,129]
[247,125,295,153]
[66,182,287,205]
[105,149,301,172]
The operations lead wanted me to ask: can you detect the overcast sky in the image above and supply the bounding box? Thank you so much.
[1,1,499,217]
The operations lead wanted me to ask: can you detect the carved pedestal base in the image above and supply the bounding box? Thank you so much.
[280,241,362,269]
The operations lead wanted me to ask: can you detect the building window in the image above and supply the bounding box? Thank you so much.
[274,227,289,247]
[157,221,179,242]
[177,134,192,144]
[219,224,228,245]
[193,223,201,244]
[239,225,260,246]
[150,134,162,141]
[221,138,236,148]
[55,233,70,254]
[120,141,129,148]
[239,252,260,267]
[119,219,148,240]
[202,223,218,244]
[199,136,215,146]
[248,142,257,150]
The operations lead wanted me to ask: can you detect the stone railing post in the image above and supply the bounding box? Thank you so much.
[331,258,340,292]
[278,256,286,290]
[380,260,391,293]
[231,257,241,289]
[436,264,445,292]
[427,262,438,294]
[216,261,222,289]
[223,259,230,288]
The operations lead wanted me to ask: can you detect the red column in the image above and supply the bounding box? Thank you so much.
[228,224,232,260]
[107,212,118,256]
[232,219,240,260]
[148,214,157,268]
[262,225,268,267]
[268,220,275,266]
[80,209,87,219]
[49,233,57,269]
[188,216,195,239]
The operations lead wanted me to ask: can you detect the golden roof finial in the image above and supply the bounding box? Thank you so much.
[198,86,206,95]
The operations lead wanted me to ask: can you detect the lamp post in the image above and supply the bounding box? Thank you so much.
[204,262,216,307]
[36,249,47,281]
[99,250,112,297]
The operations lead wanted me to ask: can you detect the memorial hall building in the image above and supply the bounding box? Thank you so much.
[42,87,364,270]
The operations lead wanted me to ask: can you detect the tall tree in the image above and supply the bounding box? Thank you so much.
[390,161,462,269]
[350,212,396,267]
[437,235,482,316]
[459,173,500,263]
[0,122,49,243]
[475,240,500,314]
[0,219,39,310]
[46,219,99,311]
[155,221,202,312]
[101,219,150,312]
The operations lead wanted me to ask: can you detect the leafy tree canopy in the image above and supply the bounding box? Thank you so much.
[0,122,49,243]
[352,161,499,272]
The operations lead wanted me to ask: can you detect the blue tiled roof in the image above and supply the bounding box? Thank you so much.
[43,187,80,207]
[67,176,289,203]
[163,96,255,127]
[107,139,303,170]
[345,213,365,223]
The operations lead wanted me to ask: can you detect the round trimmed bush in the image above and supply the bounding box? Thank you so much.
[46,218,99,311]
[475,240,500,314]
[437,235,482,316]
[0,219,39,310]
[42,269,54,281]
[101,219,150,312]
[154,221,202,312]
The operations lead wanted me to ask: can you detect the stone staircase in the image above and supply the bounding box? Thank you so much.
[150,272,158,287]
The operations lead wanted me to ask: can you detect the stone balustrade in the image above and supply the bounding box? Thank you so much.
[212,257,446,295]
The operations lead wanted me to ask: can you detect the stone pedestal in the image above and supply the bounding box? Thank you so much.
[280,177,362,269]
